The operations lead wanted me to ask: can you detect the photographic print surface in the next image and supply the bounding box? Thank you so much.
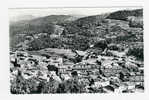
[9,7,144,94]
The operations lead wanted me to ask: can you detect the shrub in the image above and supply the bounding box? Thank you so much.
[10,76,60,94]
[108,44,125,52]
[105,51,116,57]
[93,39,108,51]
[126,45,144,60]
[128,16,143,28]
[57,78,87,93]
[10,76,38,94]
[27,36,64,51]
[108,44,119,51]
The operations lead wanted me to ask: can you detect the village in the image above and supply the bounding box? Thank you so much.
[9,8,144,94]
[10,47,144,93]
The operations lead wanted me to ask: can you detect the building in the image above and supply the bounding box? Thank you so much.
[49,56,63,66]
[72,62,98,76]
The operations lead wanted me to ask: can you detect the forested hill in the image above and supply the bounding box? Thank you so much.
[106,9,143,20]
[10,9,143,60]
[9,15,79,36]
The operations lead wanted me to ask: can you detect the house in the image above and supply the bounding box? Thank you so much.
[72,62,97,72]
[49,56,63,66]
[38,33,48,37]
[60,74,71,81]
[16,51,28,57]
[129,75,144,83]
[82,58,97,65]
[50,34,60,38]
[76,50,86,57]
[114,84,128,93]
[58,65,67,74]
[48,71,62,83]
[71,62,99,77]
[94,81,110,88]
[32,55,46,61]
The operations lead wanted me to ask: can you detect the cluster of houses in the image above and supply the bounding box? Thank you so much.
[10,49,144,93]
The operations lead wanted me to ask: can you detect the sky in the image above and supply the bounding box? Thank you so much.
[9,7,142,21]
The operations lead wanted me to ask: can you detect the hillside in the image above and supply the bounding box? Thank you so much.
[10,9,143,60]
[10,15,79,35]
[9,15,81,49]
[106,9,143,20]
